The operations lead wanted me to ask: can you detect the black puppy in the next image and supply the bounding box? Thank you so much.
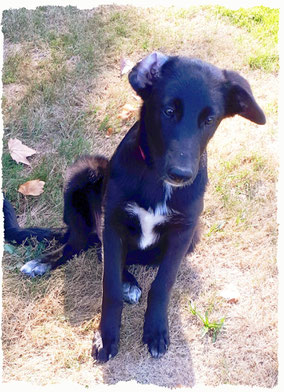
[92,52,265,362]
[5,52,265,361]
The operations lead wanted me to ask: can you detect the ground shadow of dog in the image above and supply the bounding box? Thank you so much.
[64,250,201,388]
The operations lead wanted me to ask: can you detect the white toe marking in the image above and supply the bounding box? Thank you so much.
[123,282,142,304]
[21,259,50,277]
[93,330,103,351]
[150,348,159,358]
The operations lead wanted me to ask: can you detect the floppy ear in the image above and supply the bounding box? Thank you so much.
[223,70,266,125]
[128,52,169,99]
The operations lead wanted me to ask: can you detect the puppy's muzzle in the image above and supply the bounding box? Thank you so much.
[165,166,194,187]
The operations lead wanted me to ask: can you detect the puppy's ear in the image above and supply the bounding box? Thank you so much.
[128,52,169,99]
[223,70,266,125]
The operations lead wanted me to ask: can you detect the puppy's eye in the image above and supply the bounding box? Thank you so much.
[204,116,215,126]
[164,107,175,118]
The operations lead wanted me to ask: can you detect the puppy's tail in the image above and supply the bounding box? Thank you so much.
[20,154,109,277]
[63,154,109,242]
[3,199,67,245]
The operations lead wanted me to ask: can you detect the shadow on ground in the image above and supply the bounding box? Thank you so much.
[63,251,201,388]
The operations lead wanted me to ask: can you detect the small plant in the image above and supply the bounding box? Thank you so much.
[98,114,110,132]
[189,301,225,342]
[206,220,226,237]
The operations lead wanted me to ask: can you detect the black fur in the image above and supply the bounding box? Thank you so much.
[3,199,66,244]
[4,53,265,361]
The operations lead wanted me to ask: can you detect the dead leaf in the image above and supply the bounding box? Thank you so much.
[105,127,113,138]
[18,180,45,196]
[120,58,134,76]
[117,104,137,121]
[8,138,37,166]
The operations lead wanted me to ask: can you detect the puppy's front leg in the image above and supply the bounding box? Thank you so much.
[92,224,124,362]
[143,226,195,358]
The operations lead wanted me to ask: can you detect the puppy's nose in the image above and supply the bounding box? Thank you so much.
[167,167,194,185]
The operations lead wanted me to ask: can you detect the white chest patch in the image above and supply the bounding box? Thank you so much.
[126,202,170,249]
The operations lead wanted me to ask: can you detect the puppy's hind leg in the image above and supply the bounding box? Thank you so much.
[21,155,108,277]
[20,245,66,277]
[20,209,98,278]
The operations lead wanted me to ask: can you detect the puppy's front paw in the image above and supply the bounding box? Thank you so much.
[92,330,119,363]
[143,321,170,358]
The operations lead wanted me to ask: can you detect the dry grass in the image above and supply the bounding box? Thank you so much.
[2,5,278,389]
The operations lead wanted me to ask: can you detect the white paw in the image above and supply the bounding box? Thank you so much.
[122,282,142,304]
[93,330,103,351]
[20,259,51,277]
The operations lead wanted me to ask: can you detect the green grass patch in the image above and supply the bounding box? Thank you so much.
[2,53,26,84]
[214,6,279,72]
[248,53,279,72]
[215,6,278,43]
[57,135,91,164]
[2,152,26,204]
[2,6,81,44]
[98,114,111,132]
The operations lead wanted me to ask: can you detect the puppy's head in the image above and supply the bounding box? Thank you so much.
[129,52,266,187]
